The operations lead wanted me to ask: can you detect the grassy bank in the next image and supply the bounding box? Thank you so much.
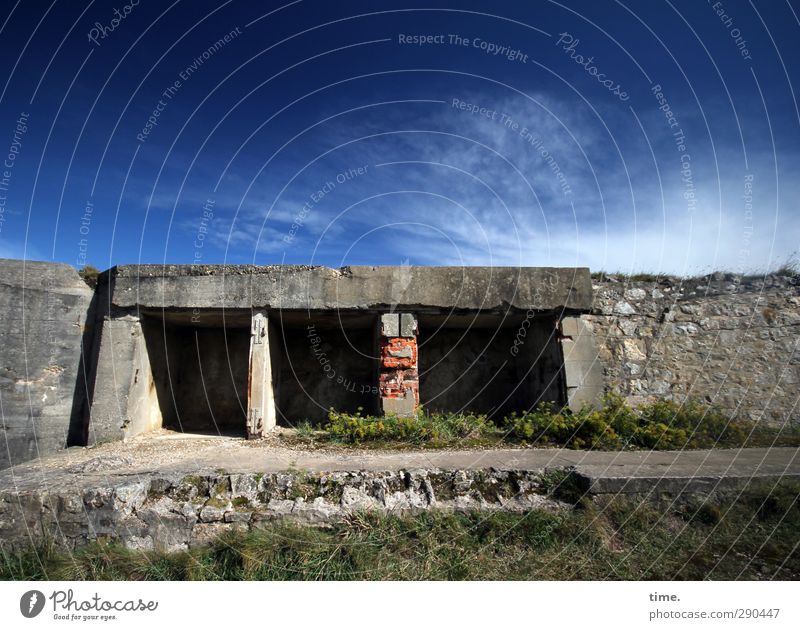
[290,394,800,450]
[3,482,798,580]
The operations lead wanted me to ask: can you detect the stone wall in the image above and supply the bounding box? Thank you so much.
[0,468,565,552]
[585,273,800,426]
[0,260,95,469]
[2,454,794,552]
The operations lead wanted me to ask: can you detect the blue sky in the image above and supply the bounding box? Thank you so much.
[0,0,798,274]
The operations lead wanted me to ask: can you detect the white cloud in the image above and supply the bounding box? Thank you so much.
[192,92,799,274]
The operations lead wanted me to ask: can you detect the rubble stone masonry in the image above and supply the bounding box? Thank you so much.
[584,272,799,426]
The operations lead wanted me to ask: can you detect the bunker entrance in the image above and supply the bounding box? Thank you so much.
[142,314,250,437]
[418,313,564,419]
[271,312,379,426]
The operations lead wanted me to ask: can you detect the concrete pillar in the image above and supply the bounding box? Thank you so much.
[378,313,419,416]
[247,312,276,438]
[559,316,604,410]
[88,316,161,443]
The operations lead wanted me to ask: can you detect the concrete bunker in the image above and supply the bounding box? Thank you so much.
[141,311,250,437]
[8,261,793,470]
[418,313,564,418]
[80,265,598,444]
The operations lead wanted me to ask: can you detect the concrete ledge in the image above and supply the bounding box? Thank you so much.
[578,473,800,495]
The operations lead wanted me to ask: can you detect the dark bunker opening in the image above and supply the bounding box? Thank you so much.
[270,311,380,426]
[142,314,250,437]
[417,312,565,419]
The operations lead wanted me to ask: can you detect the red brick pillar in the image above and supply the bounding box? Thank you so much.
[378,313,418,416]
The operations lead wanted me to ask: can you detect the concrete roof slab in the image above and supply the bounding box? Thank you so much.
[108,265,593,312]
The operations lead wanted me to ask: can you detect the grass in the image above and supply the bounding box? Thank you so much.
[3,482,798,580]
[77,264,100,288]
[591,271,665,282]
[590,254,799,282]
[285,394,800,451]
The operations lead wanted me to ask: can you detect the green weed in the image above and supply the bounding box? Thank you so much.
[3,483,798,580]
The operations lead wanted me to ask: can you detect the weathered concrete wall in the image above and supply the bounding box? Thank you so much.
[109,265,594,311]
[585,273,800,425]
[560,316,605,410]
[0,260,95,469]
[88,266,592,435]
[85,316,149,444]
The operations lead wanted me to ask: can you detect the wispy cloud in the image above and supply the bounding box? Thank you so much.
[184,91,798,274]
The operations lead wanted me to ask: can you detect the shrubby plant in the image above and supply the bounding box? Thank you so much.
[317,392,783,450]
[505,393,749,449]
[325,407,495,444]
